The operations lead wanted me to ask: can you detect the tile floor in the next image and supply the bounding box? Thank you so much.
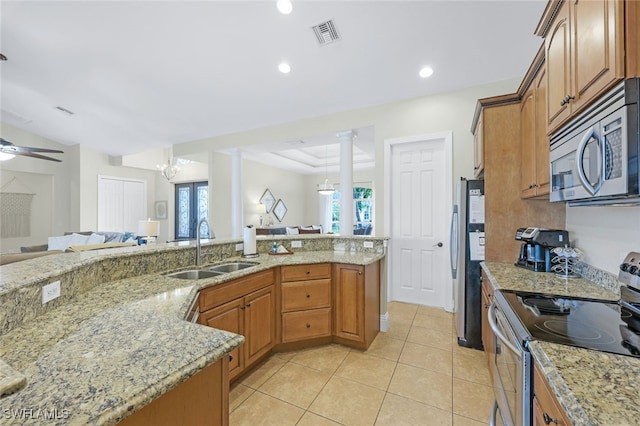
[229,301,495,425]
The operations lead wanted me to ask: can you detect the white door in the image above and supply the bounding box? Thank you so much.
[98,176,147,232]
[387,133,452,309]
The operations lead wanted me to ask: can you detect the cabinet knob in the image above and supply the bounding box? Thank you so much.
[560,94,575,106]
[306,323,311,328]
[229,355,233,362]
[240,306,246,310]
[306,271,310,274]
[358,271,363,275]
[543,413,558,425]
[245,303,251,308]
[306,293,311,298]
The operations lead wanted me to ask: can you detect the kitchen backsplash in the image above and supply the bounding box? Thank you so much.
[575,260,622,295]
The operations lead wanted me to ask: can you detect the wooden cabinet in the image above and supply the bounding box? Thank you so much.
[539,0,624,134]
[520,51,551,199]
[119,356,229,426]
[473,113,484,178]
[481,270,495,374]
[333,262,380,349]
[533,362,573,426]
[198,269,275,381]
[280,263,332,343]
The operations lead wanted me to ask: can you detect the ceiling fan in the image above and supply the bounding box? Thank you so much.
[0,138,64,162]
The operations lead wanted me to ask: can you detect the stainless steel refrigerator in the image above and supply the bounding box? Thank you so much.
[450,178,485,350]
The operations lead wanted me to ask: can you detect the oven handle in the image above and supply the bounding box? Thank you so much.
[487,302,522,359]
[575,125,603,196]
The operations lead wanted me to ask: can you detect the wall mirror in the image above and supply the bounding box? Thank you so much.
[260,188,276,213]
[273,199,287,222]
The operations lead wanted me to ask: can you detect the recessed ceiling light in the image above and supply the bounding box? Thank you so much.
[277,0,293,15]
[419,66,434,78]
[278,62,291,74]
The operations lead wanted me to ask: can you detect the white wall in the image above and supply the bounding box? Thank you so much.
[566,205,640,274]
[174,79,522,234]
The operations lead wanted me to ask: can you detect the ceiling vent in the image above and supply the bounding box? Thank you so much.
[55,106,75,115]
[312,19,341,46]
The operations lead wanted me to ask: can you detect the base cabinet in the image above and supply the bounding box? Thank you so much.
[533,362,573,426]
[481,271,495,375]
[118,357,229,426]
[333,262,380,349]
[198,270,275,381]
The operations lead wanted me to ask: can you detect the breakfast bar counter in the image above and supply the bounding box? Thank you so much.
[0,236,386,425]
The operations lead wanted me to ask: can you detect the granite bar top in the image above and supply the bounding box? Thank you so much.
[0,248,384,425]
[481,262,639,425]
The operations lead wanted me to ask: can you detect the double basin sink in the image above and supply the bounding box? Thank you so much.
[165,262,259,280]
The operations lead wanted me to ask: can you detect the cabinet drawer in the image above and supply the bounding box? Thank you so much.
[282,308,331,342]
[282,279,331,312]
[200,269,275,312]
[281,263,331,282]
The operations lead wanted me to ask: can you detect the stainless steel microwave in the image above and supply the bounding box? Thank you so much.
[549,78,639,206]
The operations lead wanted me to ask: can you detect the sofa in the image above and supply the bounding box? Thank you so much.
[0,231,138,266]
[255,225,323,236]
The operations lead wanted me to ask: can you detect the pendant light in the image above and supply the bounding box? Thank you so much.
[317,144,335,195]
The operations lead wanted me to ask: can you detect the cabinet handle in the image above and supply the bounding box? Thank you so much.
[306,323,311,328]
[245,303,251,308]
[240,306,246,310]
[543,413,558,425]
[560,95,575,106]
[306,293,311,298]
[229,355,233,362]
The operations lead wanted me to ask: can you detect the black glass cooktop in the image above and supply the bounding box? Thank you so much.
[499,290,640,358]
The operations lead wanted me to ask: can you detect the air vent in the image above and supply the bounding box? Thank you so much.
[312,19,341,46]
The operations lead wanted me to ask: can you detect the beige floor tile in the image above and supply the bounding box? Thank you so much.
[334,351,397,390]
[399,341,452,376]
[364,332,405,361]
[258,362,331,409]
[229,391,304,425]
[240,356,287,389]
[296,412,343,426]
[375,393,452,426]
[290,343,351,373]
[388,301,419,317]
[309,376,386,426]
[413,312,453,333]
[452,348,491,386]
[452,378,495,423]
[406,326,453,351]
[385,320,411,341]
[453,414,487,426]
[229,383,255,413]
[272,350,297,361]
[416,304,453,320]
[387,363,452,411]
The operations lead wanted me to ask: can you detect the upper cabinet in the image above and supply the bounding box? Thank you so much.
[473,113,484,178]
[537,0,624,134]
[520,48,551,199]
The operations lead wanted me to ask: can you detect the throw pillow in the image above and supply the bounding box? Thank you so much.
[70,233,90,246]
[48,235,72,251]
[87,233,106,244]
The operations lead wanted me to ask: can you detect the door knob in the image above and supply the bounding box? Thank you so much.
[434,242,443,247]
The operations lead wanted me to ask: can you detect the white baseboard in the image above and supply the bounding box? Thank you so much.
[380,312,389,332]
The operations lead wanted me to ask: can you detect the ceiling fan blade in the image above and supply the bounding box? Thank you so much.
[14,151,63,162]
[9,146,64,154]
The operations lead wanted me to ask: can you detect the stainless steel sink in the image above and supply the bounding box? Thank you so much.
[165,270,224,280]
[205,262,259,273]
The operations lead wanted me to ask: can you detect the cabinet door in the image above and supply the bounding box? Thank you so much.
[533,363,573,426]
[334,264,364,343]
[473,114,484,178]
[570,0,623,114]
[546,0,572,134]
[534,65,551,196]
[199,298,244,378]
[244,285,275,366]
[520,88,537,198]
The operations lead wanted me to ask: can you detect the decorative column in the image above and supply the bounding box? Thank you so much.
[230,148,243,239]
[337,130,356,235]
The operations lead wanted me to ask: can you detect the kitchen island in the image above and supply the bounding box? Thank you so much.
[482,262,640,425]
[0,236,386,425]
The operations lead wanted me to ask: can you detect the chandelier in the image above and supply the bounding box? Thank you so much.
[157,158,180,181]
[317,144,335,195]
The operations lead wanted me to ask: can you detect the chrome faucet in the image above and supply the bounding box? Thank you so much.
[196,217,213,266]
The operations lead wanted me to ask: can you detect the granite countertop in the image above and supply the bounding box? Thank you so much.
[0,249,384,425]
[481,262,640,425]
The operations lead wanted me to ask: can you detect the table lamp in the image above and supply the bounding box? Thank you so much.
[138,218,160,244]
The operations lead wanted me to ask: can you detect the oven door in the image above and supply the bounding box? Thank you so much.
[488,301,531,426]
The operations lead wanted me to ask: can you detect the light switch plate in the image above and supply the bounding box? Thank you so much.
[291,240,302,248]
[42,280,61,304]
[235,243,244,251]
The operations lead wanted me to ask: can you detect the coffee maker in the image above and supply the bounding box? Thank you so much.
[515,227,570,272]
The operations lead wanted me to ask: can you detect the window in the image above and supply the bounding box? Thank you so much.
[330,185,374,234]
[174,181,209,240]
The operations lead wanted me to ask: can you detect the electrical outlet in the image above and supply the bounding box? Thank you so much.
[291,240,302,248]
[363,241,374,248]
[236,243,244,251]
[42,281,61,304]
